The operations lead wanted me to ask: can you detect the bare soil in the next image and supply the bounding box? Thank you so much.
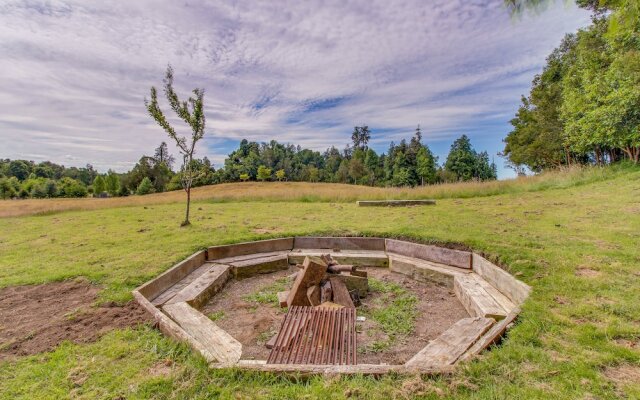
[203,267,469,363]
[0,279,150,360]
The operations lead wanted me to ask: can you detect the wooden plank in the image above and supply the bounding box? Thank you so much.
[222,360,455,376]
[207,238,294,260]
[356,200,436,207]
[389,254,469,289]
[151,262,213,306]
[472,254,531,305]
[288,250,388,267]
[230,254,289,279]
[133,291,224,364]
[458,308,521,362]
[213,250,290,265]
[329,277,355,308]
[406,317,494,367]
[137,250,207,300]
[163,302,242,364]
[330,274,368,297]
[307,286,321,306]
[466,273,516,313]
[386,239,472,269]
[165,263,231,309]
[293,237,386,251]
[454,275,509,320]
[277,291,289,307]
[287,256,328,306]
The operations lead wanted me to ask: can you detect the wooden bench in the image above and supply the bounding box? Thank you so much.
[406,317,494,367]
[163,302,242,364]
[454,274,515,320]
[164,263,231,309]
[288,250,388,267]
[388,254,471,288]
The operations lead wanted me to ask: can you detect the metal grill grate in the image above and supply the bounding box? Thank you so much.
[267,306,357,365]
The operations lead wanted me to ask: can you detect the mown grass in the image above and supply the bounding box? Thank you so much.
[0,164,639,399]
[0,164,628,218]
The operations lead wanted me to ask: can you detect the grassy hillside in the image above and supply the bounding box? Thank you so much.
[0,165,639,399]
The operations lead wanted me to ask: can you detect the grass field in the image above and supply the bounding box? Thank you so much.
[0,165,639,399]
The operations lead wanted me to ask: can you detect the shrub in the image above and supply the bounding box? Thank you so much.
[136,177,155,195]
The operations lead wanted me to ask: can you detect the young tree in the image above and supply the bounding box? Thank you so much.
[416,145,437,185]
[105,171,120,197]
[93,175,106,196]
[145,65,206,226]
[239,173,250,182]
[275,169,286,181]
[257,165,272,181]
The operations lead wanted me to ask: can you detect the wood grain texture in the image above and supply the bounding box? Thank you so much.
[454,275,511,320]
[458,308,521,362]
[137,250,207,300]
[389,254,470,288]
[150,262,212,306]
[207,238,294,260]
[329,276,355,308]
[472,254,531,305]
[165,263,231,309]
[386,239,472,269]
[293,237,386,251]
[330,274,369,297]
[224,360,455,375]
[406,317,494,367]
[287,256,328,306]
[230,254,289,278]
[288,250,388,267]
[163,302,242,364]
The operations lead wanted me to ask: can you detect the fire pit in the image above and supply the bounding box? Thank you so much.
[133,237,530,375]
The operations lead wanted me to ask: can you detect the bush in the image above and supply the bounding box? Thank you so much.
[136,177,155,195]
[0,177,20,199]
[57,177,88,198]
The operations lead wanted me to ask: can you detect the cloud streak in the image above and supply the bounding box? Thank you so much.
[0,0,590,176]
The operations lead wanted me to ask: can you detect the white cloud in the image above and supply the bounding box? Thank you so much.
[0,0,591,177]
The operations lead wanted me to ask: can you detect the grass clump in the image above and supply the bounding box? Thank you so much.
[242,277,289,307]
[207,311,225,322]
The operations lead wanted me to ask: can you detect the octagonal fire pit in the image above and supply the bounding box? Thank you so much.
[133,237,530,375]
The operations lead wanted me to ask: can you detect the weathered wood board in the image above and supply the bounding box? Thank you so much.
[165,263,231,309]
[330,274,369,297]
[277,291,290,307]
[150,262,212,306]
[329,276,355,308]
[226,360,454,375]
[386,239,472,269]
[454,275,513,320]
[472,254,531,305]
[138,250,207,300]
[163,302,242,364]
[356,200,436,207]
[286,256,328,306]
[406,317,494,367]
[230,254,289,279]
[288,250,388,267]
[293,237,386,251]
[213,250,290,265]
[458,308,521,362]
[207,238,294,260]
[389,254,470,289]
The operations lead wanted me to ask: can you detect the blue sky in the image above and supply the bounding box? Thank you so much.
[0,1,591,179]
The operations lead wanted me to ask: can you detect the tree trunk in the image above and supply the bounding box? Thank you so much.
[182,185,191,226]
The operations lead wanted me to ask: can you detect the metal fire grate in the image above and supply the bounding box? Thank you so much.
[267,306,357,365]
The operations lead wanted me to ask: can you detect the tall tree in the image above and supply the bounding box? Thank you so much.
[154,141,175,169]
[145,65,206,226]
[444,135,477,181]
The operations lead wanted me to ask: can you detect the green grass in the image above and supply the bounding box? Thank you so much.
[1,165,640,398]
[360,278,419,353]
[242,277,290,307]
[207,311,225,322]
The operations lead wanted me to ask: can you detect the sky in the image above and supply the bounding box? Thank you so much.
[0,1,592,179]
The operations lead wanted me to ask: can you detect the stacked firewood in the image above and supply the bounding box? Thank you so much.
[277,254,368,309]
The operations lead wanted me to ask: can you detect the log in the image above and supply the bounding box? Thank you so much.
[331,274,368,297]
[327,264,355,273]
[286,256,328,307]
[329,276,355,308]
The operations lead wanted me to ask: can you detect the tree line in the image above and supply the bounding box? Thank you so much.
[0,129,497,199]
[502,0,640,172]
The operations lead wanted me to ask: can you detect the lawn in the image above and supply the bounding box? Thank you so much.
[0,165,639,399]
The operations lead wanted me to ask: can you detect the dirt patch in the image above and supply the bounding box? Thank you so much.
[603,363,640,396]
[0,279,150,360]
[202,267,468,363]
[575,267,601,277]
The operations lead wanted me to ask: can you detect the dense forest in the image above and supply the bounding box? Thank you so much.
[0,129,496,199]
[503,0,640,172]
